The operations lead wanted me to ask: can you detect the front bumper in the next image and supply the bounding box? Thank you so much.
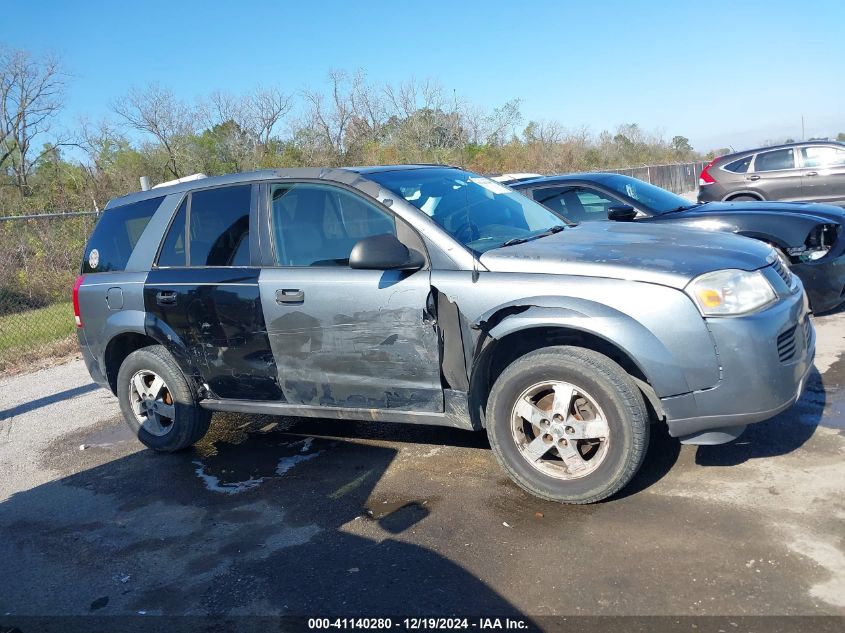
[792,250,845,314]
[660,283,815,444]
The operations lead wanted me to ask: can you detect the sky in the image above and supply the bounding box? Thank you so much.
[6,0,845,154]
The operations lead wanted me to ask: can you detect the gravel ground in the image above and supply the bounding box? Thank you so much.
[0,308,843,618]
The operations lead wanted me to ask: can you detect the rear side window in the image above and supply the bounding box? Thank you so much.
[82,196,163,273]
[753,149,795,172]
[156,185,251,267]
[723,156,752,173]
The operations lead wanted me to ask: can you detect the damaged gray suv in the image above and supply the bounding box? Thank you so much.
[75,165,815,503]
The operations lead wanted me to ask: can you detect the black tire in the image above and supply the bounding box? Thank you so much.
[116,345,211,452]
[486,346,649,504]
[728,195,759,202]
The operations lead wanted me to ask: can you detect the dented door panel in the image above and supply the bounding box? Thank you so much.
[258,267,443,411]
[144,267,282,400]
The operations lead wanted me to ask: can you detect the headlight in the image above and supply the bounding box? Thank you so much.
[686,269,776,316]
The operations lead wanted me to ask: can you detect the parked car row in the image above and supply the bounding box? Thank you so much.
[75,163,822,504]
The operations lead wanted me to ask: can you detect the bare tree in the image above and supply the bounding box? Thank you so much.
[0,47,67,194]
[113,84,195,178]
[247,86,293,149]
[301,70,356,162]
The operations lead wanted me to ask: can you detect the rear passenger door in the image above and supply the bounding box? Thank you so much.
[145,184,283,401]
[258,182,443,412]
[799,145,845,203]
[748,148,803,201]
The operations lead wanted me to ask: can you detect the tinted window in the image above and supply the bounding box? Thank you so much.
[271,183,396,267]
[754,149,795,172]
[801,146,845,168]
[189,185,251,266]
[533,186,622,222]
[601,175,691,214]
[82,196,163,273]
[724,156,752,173]
[367,168,566,253]
[157,198,187,267]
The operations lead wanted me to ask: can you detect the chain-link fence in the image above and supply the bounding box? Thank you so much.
[0,212,98,373]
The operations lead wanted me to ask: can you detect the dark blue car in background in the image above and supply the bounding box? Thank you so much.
[512,173,845,313]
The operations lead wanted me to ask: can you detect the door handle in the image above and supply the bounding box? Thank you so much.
[276,289,304,304]
[805,171,819,177]
[156,291,177,306]
[747,175,761,181]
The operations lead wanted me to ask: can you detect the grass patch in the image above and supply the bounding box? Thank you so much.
[0,302,77,372]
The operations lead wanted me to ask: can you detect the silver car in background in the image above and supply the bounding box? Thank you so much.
[698,140,845,204]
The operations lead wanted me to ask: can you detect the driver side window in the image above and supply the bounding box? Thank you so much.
[533,186,623,223]
[270,183,396,267]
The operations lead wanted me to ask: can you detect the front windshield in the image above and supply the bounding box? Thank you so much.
[367,167,567,253]
[602,175,693,214]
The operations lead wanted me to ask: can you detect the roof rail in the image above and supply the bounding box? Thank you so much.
[152,173,208,189]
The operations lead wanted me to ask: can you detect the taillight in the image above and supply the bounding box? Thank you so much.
[73,275,85,327]
[699,158,719,185]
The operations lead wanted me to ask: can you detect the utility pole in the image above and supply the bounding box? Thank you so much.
[801,115,805,141]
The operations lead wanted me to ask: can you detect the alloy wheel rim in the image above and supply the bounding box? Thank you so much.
[510,380,610,480]
[129,369,176,437]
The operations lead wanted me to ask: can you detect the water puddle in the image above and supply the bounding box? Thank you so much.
[192,434,327,495]
[363,499,432,534]
[80,423,137,449]
[816,352,845,433]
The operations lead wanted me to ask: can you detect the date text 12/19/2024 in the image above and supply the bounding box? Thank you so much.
[307,618,530,630]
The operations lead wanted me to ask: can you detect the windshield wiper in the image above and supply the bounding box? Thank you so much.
[660,203,700,215]
[500,225,566,247]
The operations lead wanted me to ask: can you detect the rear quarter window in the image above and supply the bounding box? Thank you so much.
[723,156,752,173]
[82,196,164,273]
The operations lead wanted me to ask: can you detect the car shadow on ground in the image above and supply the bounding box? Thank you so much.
[610,420,681,501]
[695,367,825,466]
[0,382,98,421]
[0,422,531,620]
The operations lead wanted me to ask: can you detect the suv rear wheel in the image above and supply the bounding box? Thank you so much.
[116,345,211,452]
[486,346,649,504]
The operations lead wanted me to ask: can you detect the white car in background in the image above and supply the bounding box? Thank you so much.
[492,173,542,184]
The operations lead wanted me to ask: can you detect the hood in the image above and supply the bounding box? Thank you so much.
[695,201,845,224]
[479,221,775,289]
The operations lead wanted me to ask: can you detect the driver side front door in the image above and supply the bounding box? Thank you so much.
[257,182,443,412]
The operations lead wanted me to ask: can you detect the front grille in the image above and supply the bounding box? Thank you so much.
[771,256,793,286]
[777,325,797,362]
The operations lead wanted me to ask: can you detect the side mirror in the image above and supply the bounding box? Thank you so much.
[349,233,425,271]
[607,205,637,222]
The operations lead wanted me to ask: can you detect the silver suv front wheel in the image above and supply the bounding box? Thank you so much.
[511,380,610,480]
[487,345,649,504]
